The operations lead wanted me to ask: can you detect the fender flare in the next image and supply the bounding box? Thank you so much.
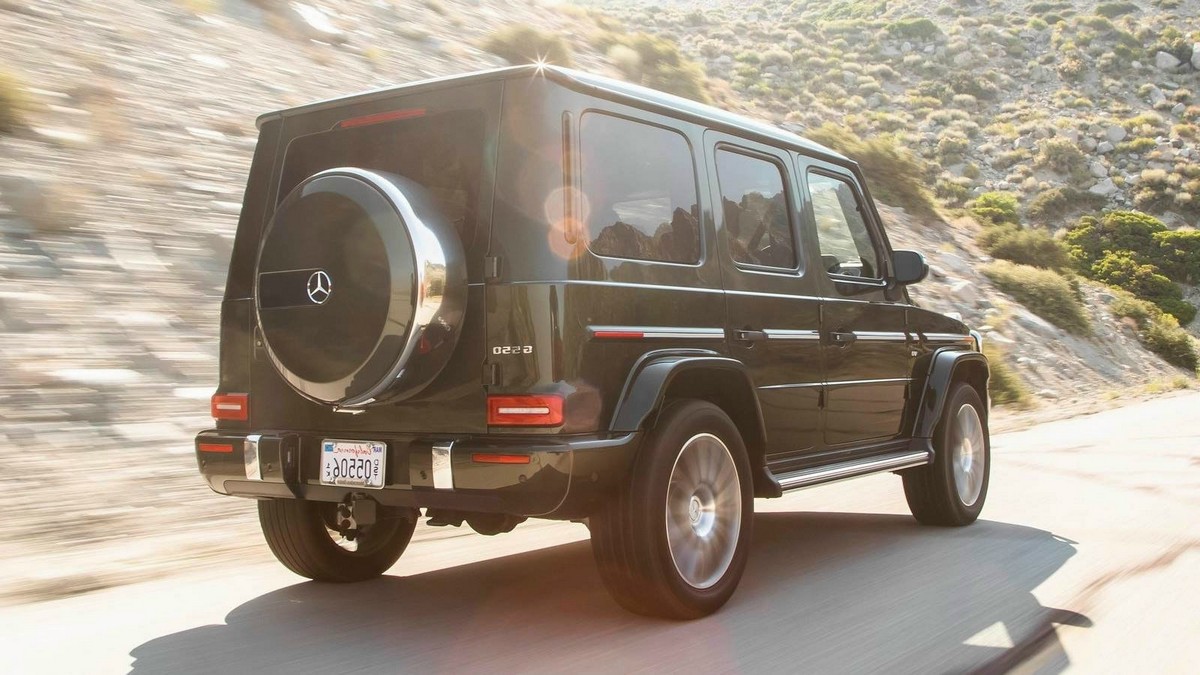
[912,348,990,439]
[611,352,763,431]
[609,351,775,495]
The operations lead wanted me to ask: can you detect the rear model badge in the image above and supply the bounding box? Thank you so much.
[306,270,332,305]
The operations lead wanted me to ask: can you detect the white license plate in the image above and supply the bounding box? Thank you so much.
[320,439,386,489]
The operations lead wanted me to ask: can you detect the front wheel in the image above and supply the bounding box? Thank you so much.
[590,400,753,619]
[258,499,417,582]
[903,382,991,526]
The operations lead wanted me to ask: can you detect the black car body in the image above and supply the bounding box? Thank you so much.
[195,66,990,618]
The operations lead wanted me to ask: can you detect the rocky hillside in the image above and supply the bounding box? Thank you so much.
[0,0,1195,600]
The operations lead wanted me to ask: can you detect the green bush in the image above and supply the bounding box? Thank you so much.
[617,33,711,103]
[984,261,1091,334]
[886,18,942,41]
[1153,230,1200,283]
[483,25,573,67]
[1096,2,1139,17]
[1143,318,1198,371]
[983,341,1030,407]
[1026,187,1106,224]
[1090,250,1194,323]
[1035,137,1086,175]
[1111,292,1198,370]
[978,223,1072,270]
[1064,210,1167,268]
[0,70,28,135]
[1090,250,1176,299]
[971,191,1020,225]
[805,123,936,217]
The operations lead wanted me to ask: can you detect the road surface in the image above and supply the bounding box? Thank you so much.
[3,392,1198,674]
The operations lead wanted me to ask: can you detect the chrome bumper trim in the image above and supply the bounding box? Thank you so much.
[432,441,454,490]
[244,434,262,481]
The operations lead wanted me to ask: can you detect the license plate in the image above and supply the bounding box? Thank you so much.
[320,439,386,489]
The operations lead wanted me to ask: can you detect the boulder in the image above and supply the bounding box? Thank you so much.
[1155,51,1182,71]
[1172,102,1186,115]
[1192,43,1200,70]
[1081,137,1098,152]
[1105,124,1127,143]
[1097,141,1115,154]
[1089,178,1118,196]
[1090,161,1108,178]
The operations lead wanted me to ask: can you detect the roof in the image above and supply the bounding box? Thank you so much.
[256,65,850,164]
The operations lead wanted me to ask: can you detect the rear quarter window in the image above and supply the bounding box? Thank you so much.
[579,113,701,265]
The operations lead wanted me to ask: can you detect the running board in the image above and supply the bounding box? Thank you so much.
[773,449,932,491]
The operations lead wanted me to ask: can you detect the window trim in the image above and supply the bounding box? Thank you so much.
[805,167,888,288]
[576,109,705,268]
[713,142,803,275]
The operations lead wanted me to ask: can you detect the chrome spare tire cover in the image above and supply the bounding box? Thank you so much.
[255,167,466,407]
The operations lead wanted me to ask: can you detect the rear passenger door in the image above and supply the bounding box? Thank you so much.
[706,132,823,459]
[798,160,912,447]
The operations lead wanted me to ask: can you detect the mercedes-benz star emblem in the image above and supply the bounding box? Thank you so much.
[306,270,332,305]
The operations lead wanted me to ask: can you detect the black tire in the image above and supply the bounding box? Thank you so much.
[903,382,990,526]
[257,499,417,582]
[590,400,754,619]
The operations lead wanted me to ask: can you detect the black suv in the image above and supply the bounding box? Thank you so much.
[195,66,990,619]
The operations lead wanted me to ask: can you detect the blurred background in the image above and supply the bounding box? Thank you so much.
[0,0,1198,609]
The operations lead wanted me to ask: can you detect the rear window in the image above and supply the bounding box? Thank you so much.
[579,113,700,264]
[278,109,485,254]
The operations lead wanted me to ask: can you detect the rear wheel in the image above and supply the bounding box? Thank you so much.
[590,400,753,619]
[903,382,990,526]
[258,499,417,582]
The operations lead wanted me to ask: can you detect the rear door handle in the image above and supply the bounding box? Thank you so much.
[733,329,768,344]
[830,331,858,346]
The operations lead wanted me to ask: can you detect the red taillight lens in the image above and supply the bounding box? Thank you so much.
[198,443,235,454]
[211,393,249,421]
[337,107,426,129]
[471,453,532,464]
[487,395,564,427]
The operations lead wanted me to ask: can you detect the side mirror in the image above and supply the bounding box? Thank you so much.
[892,249,928,285]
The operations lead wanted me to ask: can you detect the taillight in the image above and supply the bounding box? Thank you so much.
[198,443,235,454]
[211,393,249,421]
[487,395,563,427]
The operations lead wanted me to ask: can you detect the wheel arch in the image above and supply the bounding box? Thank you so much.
[912,348,990,439]
[610,352,777,497]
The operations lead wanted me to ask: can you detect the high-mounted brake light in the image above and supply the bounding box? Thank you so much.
[337,107,426,129]
[211,393,249,421]
[487,395,564,427]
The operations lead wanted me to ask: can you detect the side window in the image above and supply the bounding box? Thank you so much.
[715,149,796,270]
[580,113,700,264]
[808,172,880,280]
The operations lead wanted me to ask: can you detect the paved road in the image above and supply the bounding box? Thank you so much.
[4,393,1199,674]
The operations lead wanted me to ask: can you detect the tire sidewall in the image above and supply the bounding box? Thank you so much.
[934,383,990,522]
[634,401,754,615]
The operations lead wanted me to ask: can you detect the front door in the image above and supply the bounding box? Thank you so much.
[707,131,824,459]
[798,161,912,447]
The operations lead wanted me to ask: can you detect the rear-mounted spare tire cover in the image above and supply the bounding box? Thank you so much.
[256,167,466,407]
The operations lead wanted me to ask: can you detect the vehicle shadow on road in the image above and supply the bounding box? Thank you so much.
[129,512,1089,674]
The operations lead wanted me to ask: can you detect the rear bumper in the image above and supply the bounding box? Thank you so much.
[194,429,640,519]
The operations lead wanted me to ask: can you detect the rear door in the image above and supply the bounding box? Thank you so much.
[706,131,823,459]
[798,159,912,447]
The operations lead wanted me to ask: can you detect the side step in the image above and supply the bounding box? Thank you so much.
[773,449,932,492]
